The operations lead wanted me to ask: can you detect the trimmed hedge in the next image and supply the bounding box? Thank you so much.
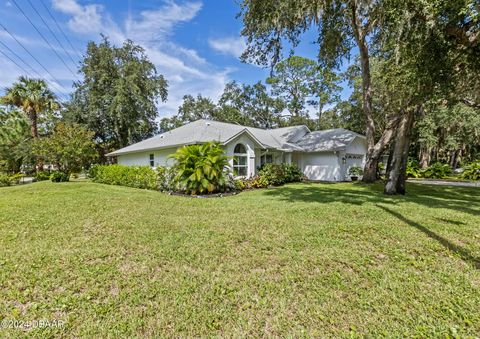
[88,163,305,194]
[89,164,160,190]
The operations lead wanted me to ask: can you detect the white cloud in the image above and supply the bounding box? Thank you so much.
[125,2,202,43]
[52,0,105,34]
[208,36,246,58]
[51,0,230,117]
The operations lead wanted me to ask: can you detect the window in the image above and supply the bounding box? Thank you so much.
[260,153,273,166]
[233,143,248,176]
[149,154,154,167]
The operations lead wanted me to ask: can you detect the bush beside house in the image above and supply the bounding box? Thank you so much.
[169,142,232,195]
[89,164,160,190]
[88,162,305,195]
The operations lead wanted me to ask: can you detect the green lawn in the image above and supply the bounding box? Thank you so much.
[0,181,479,337]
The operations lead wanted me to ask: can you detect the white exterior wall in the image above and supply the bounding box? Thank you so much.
[115,135,367,182]
[346,137,367,155]
[117,148,177,167]
[341,137,367,180]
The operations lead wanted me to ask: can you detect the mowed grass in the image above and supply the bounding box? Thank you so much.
[0,181,479,337]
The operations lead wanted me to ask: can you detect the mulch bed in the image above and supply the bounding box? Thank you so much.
[167,191,241,198]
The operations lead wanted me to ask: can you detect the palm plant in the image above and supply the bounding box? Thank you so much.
[1,76,58,139]
[0,109,31,173]
[169,142,231,194]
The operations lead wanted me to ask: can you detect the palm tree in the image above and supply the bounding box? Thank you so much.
[169,142,231,195]
[1,76,58,139]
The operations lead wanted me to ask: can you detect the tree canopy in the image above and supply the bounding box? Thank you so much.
[33,122,97,175]
[67,37,168,152]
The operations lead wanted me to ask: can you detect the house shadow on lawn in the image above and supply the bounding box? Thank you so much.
[261,182,480,216]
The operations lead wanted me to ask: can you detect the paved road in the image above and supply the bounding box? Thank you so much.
[408,179,479,188]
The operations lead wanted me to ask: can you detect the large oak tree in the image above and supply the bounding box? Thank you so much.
[67,37,168,154]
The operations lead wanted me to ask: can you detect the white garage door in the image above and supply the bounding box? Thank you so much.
[304,165,340,181]
[302,153,341,181]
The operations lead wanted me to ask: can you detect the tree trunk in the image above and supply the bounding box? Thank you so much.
[27,106,39,139]
[349,2,378,182]
[385,141,395,178]
[418,146,431,169]
[317,102,323,128]
[361,114,401,182]
[27,106,43,172]
[450,149,461,169]
[384,108,416,195]
[431,147,438,163]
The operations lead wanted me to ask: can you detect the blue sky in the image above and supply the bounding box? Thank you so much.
[0,0,349,118]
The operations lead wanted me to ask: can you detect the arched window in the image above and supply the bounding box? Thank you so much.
[233,143,248,176]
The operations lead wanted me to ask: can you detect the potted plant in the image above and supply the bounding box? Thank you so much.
[348,166,363,181]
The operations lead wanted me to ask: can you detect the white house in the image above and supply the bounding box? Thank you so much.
[107,119,367,181]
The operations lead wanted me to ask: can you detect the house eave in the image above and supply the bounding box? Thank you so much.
[106,141,201,157]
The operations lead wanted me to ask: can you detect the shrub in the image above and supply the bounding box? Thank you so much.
[50,171,69,182]
[235,175,269,190]
[234,178,246,191]
[88,164,101,179]
[157,166,181,192]
[248,175,269,188]
[377,162,386,176]
[421,162,453,179]
[460,161,480,180]
[406,160,421,178]
[234,163,303,191]
[169,142,231,195]
[91,164,158,190]
[258,163,285,186]
[9,173,25,184]
[35,171,51,181]
[0,173,12,187]
[281,163,303,183]
[348,166,363,177]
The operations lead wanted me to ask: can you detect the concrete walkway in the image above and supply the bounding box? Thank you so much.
[408,179,479,188]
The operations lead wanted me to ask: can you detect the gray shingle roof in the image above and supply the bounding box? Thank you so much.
[294,128,365,152]
[107,120,364,156]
